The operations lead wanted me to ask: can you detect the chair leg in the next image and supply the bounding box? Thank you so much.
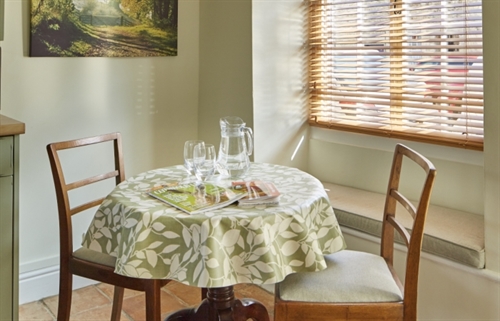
[57,271,72,321]
[145,281,162,321]
[110,286,125,321]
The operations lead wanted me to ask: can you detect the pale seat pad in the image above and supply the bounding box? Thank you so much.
[73,247,117,267]
[323,182,485,268]
[279,250,403,303]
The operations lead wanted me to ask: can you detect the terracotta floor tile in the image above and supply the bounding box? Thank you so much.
[121,289,188,321]
[18,300,55,321]
[20,282,275,321]
[163,281,204,306]
[42,285,111,317]
[95,282,143,300]
[69,304,131,321]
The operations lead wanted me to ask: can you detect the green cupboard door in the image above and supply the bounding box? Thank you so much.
[0,175,13,321]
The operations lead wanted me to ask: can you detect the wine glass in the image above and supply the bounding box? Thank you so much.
[184,140,204,177]
[193,143,217,183]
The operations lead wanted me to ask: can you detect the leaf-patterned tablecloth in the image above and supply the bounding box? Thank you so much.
[82,163,346,287]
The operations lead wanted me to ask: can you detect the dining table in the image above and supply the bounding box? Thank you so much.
[81,162,346,321]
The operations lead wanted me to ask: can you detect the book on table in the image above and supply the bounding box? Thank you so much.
[148,183,248,214]
[232,180,281,207]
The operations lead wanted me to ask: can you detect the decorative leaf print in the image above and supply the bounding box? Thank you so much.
[147,241,163,249]
[249,266,262,278]
[248,217,263,230]
[88,240,102,252]
[162,231,180,239]
[162,244,180,254]
[124,218,138,228]
[123,265,139,277]
[146,250,158,267]
[280,231,298,239]
[100,227,112,239]
[290,222,304,233]
[206,258,219,268]
[253,234,265,246]
[281,240,300,256]
[279,218,293,234]
[152,222,165,231]
[182,249,193,263]
[197,269,210,287]
[288,260,304,267]
[221,230,241,247]
[317,227,330,239]
[193,260,203,281]
[106,240,112,253]
[142,212,151,227]
[200,245,212,256]
[254,261,273,273]
[137,229,151,242]
[182,228,192,247]
[95,218,105,229]
[305,249,315,267]
[252,247,269,256]
[237,235,245,249]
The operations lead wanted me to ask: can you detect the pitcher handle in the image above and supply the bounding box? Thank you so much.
[244,127,253,156]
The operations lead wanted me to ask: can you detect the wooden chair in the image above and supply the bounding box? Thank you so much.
[274,143,437,321]
[47,133,170,321]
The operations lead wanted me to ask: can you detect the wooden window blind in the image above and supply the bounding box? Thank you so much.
[308,0,483,150]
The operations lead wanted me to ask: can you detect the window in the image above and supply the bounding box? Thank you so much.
[308,0,483,150]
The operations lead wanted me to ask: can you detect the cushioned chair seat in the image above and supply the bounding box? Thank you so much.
[279,250,403,303]
[73,247,117,267]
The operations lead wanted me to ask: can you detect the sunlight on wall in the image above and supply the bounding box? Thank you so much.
[135,62,158,116]
[291,135,304,161]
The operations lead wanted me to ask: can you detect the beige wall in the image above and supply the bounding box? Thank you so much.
[1,0,200,284]
[252,0,309,169]
[198,0,254,149]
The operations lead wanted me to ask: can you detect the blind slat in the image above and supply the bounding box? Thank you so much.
[308,0,483,150]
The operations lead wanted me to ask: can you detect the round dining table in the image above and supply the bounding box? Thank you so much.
[82,162,346,321]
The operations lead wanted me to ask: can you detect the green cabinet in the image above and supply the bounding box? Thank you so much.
[0,135,19,321]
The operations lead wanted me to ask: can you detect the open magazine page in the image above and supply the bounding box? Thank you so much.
[148,183,247,214]
[232,180,281,206]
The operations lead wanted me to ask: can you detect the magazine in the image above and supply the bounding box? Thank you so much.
[232,180,281,206]
[148,183,248,214]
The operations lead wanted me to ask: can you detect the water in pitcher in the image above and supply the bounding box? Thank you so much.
[217,116,253,179]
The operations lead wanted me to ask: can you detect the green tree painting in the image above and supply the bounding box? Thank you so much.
[30,0,178,57]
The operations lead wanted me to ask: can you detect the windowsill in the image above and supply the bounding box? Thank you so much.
[311,127,484,166]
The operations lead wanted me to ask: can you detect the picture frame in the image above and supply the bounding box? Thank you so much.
[29,0,178,57]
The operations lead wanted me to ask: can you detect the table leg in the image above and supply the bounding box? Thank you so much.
[164,286,270,321]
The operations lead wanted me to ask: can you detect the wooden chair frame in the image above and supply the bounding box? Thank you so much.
[47,133,169,321]
[274,143,437,321]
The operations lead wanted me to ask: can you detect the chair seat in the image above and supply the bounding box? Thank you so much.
[278,250,403,303]
[73,247,117,267]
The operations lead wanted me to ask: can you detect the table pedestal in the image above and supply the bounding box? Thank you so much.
[165,286,270,321]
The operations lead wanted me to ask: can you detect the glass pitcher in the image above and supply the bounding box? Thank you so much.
[217,116,253,179]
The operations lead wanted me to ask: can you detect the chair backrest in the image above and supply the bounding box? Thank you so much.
[380,143,436,319]
[47,133,125,259]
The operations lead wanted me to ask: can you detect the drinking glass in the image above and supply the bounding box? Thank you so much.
[193,144,217,182]
[184,140,204,176]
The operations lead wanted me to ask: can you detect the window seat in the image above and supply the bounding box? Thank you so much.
[322,182,485,269]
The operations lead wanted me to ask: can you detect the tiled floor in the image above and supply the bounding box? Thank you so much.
[18,281,275,321]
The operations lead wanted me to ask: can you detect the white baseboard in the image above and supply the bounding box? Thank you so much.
[19,265,98,305]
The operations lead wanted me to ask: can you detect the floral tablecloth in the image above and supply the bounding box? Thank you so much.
[82,163,346,287]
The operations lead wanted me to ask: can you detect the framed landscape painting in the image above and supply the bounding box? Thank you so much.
[30,0,178,57]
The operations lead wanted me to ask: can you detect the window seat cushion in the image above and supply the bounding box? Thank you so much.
[322,182,485,269]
